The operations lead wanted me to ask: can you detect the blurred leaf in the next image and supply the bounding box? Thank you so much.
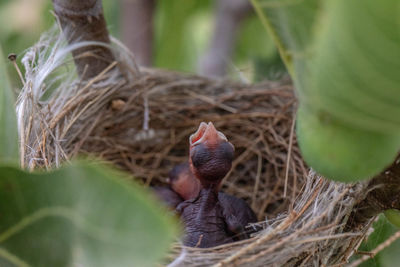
[234,15,284,81]
[253,0,400,181]
[0,162,179,267]
[253,53,286,81]
[356,215,400,267]
[250,0,319,78]
[103,0,121,37]
[296,106,400,182]
[0,46,18,164]
[154,0,212,71]
[235,16,275,61]
[0,0,53,88]
[384,209,400,228]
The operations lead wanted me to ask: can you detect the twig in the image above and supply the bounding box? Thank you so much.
[8,54,25,86]
[348,230,400,267]
[185,90,238,113]
[213,211,297,267]
[284,111,296,197]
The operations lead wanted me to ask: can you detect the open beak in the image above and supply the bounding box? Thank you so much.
[190,122,228,148]
[189,122,207,145]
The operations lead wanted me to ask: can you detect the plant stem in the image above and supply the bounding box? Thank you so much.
[199,0,252,77]
[121,0,155,66]
[52,0,116,80]
[250,0,294,77]
[347,158,400,230]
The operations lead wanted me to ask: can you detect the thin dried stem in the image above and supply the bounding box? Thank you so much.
[348,230,400,267]
[284,110,296,197]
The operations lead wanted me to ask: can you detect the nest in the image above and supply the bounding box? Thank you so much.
[16,28,374,266]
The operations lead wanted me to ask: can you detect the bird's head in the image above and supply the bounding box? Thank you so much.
[168,162,200,200]
[189,122,234,188]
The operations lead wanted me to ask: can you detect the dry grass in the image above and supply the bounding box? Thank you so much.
[16,28,377,266]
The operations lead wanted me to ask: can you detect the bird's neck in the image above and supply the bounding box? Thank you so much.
[199,178,221,193]
[196,187,220,221]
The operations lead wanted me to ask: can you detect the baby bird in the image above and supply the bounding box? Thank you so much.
[152,186,183,210]
[176,122,257,248]
[170,162,257,242]
[168,162,201,201]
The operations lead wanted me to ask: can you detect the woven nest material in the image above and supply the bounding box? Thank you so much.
[16,29,372,266]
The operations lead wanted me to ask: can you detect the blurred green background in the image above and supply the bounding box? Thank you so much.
[0,0,281,89]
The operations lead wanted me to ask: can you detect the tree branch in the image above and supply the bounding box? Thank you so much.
[121,0,155,66]
[52,0,116,80]
[199,0,253,77]
[348,157,400,230]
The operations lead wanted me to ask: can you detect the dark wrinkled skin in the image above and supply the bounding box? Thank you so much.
[169,162,201,201]
[153,186,183,209]
[169,162,258,245]
[177,188,234,248]
[190,142,234,185]
[172,122,259,247]
[218,192,258,239]
[169,162,258,238]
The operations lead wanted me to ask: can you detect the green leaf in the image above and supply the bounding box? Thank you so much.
[250,0,320,78]
[308,0,400,133]
[0,161,179,267]
[356,215,400,267]
[385,209,400,228]
[0,46,18,164]
[253,0,400,181]
[296,106,400,182]
[154,0,211,71]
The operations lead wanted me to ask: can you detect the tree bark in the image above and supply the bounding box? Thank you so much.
[198,0,253,77]
[121,0,155,67]
[52,0,116,80]
[347,157,400,230]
